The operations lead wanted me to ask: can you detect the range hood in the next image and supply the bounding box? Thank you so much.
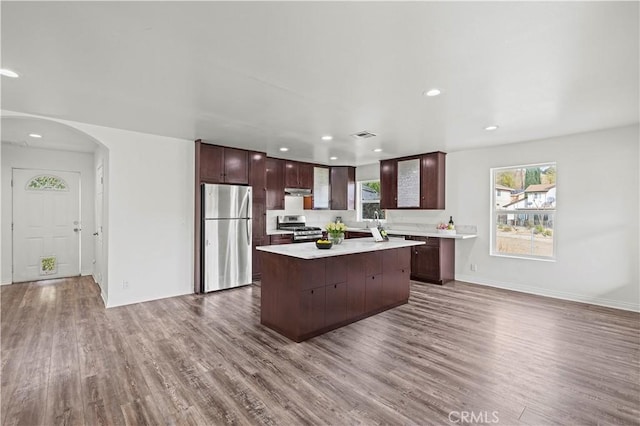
[285,188,312,197]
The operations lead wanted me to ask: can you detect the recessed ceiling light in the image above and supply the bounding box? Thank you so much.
[423,89,441,97]
[330,156,338,160]
[0,69,19,78]
[29,133,42,138]
[373,148,383,152]
[321,135,333,141]
[279,147,289,152]
[484,125,499,131]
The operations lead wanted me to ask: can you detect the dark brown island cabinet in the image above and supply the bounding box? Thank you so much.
[260,247,411,342]
[406,236,455,284]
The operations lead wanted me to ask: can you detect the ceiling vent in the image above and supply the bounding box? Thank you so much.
[351,130,377,139]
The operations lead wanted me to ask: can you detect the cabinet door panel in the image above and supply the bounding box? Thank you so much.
[252,198,266,238]
[380,159,397,209]
[300,286,326,335]
[325,282,347,327]
[421,152,446,209]
[346,254,366,318]
[200,144,224,183]
[330,167,356,210]
[266,158,285,210]
[223,147,249,184]
[365,274,383,311]
[326,256,347,285]
[284,161,299,188]
[252,237,266,280]
[298,163,314,189]
[249,151,267,199]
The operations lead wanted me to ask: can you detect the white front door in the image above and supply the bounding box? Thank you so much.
[12,169,81,283]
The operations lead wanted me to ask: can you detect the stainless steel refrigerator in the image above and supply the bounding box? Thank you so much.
[202,184,252,292]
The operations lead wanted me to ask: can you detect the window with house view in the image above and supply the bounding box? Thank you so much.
[491,163,556,260]
[357,180,386,222]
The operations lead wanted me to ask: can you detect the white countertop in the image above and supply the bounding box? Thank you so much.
[345,227,477,240]
[257,237,425,259]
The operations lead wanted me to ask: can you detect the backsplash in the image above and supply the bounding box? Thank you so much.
[265,196,357,231]
[265,197,476,234]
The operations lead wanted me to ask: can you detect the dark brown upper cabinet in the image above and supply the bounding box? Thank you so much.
[380,159,397,209]
[199,142,249,185]
[249,151,267,200]
[285,160,314,189]
[330,166,356,210]
[379,151,446,210]
[266,157,285,210]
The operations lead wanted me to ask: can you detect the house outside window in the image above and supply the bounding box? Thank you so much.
[491,163,556,260]
[357,180,385,222]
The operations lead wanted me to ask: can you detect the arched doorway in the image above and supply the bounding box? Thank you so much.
[1,115,109,301]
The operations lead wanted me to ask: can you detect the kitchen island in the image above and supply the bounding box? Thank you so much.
[257,238,424,342]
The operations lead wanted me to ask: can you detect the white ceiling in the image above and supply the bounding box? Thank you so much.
[1,2,638,165]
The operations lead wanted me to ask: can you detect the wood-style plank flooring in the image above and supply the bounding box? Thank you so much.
[1,276,639,425]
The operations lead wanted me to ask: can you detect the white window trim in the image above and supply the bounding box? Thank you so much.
[490,162,557,262]
[356,180,386,223]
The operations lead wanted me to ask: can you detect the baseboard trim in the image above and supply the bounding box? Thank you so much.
[455,274,640,313]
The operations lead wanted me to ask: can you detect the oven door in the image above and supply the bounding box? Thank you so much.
[293,234,321,243]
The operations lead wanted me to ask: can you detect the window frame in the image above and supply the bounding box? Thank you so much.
[356,180,386,223]
[490,162,557,262]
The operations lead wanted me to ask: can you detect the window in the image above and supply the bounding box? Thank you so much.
[357,180,386,221]
[491,163,556,260]
[26,175,68,191]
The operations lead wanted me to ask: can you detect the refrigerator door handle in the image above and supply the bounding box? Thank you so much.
[246,219,252,246]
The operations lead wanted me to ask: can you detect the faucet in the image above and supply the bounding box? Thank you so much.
[374,211,380,227]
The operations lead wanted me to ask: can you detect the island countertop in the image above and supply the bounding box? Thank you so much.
[256,237,425,259]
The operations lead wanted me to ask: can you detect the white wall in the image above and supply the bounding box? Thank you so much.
[69,122,194,308]
[357,125,639,312]
[1,144,96,283]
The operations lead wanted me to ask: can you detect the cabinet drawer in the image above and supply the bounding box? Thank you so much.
[270,234,293,244]
[409,235,440,247]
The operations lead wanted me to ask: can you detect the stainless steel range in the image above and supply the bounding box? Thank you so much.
[276,215,323,243]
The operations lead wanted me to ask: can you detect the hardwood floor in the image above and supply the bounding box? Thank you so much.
[1,276,639,425]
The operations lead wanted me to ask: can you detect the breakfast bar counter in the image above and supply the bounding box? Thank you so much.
[258,238,424,342]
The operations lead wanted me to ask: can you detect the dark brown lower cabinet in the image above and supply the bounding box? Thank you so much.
[300,286,326,335]
[269,234,293,245]
[408,236,455,284]
[260,247,411,342]
[365,275,383,311]
[325,282,347,327]
[346,254,366,318]
[251,237,266,281]
[345,231,371,239]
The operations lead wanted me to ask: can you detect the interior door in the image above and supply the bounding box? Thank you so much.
[94,164,104,287]
[12,169,81,283]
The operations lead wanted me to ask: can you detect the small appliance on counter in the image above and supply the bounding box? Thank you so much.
[276,215,323,243]
[202,184,252,292]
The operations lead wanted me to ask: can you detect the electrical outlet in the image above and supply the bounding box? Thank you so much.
[470,264,478,272]
[122,280,129,289]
